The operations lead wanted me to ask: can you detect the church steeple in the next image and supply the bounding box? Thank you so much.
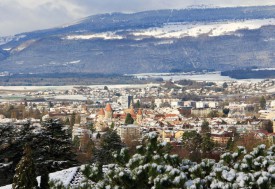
[105,103,113,119]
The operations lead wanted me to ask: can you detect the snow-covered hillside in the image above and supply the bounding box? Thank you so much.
[2,6,275,74]
[65,18,275,40]
[132,18,275,38]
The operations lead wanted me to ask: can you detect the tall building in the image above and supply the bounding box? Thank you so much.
[118,95,133,109]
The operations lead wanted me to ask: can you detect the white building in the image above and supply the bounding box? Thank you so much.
[117,95,133,109]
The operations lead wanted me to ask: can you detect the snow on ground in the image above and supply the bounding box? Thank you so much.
[0,167,79,189]
[65,32,123,40]
[132,18,275,38]
[65,18,275,40]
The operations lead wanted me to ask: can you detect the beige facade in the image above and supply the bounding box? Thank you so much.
[117,124,140,141]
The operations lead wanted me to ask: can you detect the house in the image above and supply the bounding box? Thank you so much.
[117,124,141,141]
[211,131,233,144]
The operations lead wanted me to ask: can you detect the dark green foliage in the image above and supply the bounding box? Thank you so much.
[135,100,141,109]
[12,145,38,189]
[70,113,76,128]
[260,96,266,110]
[96,132,101,139]
[182,131,202,162]
[261,119,273,133]
[110,122,115,129]
[40,166,49,189]
[182,131,202,152]
[200,120,214,157]
[0,119,76,186]
[0,123,34,185]
[150,100,156,110]
[73,136,80,148]
[125,113,134,125]
[92,130,124,165]
[208,110,219,118]
[223,108,230,115]
[222,82,228,88]
[201,120,210,134]
[222,69,275,79]
[182,123,214,160]
[201,133,215,155]
[177,79,196,86]
[33,119,76,173]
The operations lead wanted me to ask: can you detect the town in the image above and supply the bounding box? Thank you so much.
[0,78,275,188]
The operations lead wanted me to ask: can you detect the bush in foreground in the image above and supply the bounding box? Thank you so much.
[59,132,275,188]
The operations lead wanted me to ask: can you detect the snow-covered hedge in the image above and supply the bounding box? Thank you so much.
[79,133,274,189]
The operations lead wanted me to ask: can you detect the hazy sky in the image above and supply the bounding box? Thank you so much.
[1,0,275,36]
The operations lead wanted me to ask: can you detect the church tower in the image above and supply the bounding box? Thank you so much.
[105,103,113,119]
[97,108,105,121]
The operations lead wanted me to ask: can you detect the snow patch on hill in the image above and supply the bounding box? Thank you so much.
[132,18,275,38]
[64,18,275,41]
[65,32,123,40]
[0,35,26,46]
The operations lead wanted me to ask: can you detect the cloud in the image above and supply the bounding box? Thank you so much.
[0,0,86,36]
[0,0,275,36]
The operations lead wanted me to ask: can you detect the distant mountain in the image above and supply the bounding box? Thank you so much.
[1,6,275,74]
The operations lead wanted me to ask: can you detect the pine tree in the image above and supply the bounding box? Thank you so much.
[201,132,215,157]
[92,130,124,165]
[32,119,76,185]
[70,112,76,128]
[39,166,49,189]
[201,120,210,134]
[0,123,35,185]
[125,113,134,125]
[260,96,266,110]
[73,136,80,148]
[135,100,141,108]
[222,82,228,88]
[181,131,202,162]
[200,120,214,158]
[12,145,38,189]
